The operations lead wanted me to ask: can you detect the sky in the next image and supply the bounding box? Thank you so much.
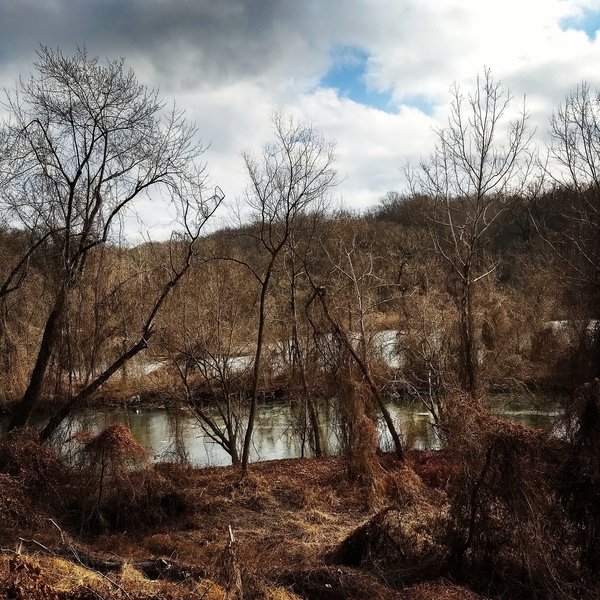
[2,0,600,236]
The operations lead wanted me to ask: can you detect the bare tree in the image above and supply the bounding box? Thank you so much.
[546,83,600,287]
[303,268,405,461]
[537,82,600,382]
[278,215,327,458]
[162,255,254,464]
[407,69,534,396]
[237,112,337,474]
[1,47,220,431]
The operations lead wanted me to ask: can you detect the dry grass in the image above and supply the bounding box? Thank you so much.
[24,555,104,592]
[401,581,486,599]
[2,424,600,599]
[82,455,428,598]
[0,553,228,599]
[0,453,397,598]
[326,459,448,587]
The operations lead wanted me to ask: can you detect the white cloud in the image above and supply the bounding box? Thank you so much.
[2,0,600,234]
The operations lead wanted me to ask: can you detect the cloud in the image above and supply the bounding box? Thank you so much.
[2,0,600,233]
[0,0,334,91]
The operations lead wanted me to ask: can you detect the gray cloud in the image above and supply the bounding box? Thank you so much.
[1,0,599,219]
[0,0,339,91]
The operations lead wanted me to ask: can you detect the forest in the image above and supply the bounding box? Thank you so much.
[0,48,599,599]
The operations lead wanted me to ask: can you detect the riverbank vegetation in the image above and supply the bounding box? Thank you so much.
[0,382,599,599]
[0,49,599,598]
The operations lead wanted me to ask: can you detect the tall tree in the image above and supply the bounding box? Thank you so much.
[237,112,337,474]
[547,83,600,290]
[2,47,218,430]
[408,69,533,396]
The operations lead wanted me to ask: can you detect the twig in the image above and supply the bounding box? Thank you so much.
[48,518,132,600]
[49,518,66,543]
[17,538,51,554]
[83,585,106,600]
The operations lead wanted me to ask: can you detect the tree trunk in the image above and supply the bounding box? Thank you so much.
[40,335,150,442]
[458,274,478,397]
[289,266,323,457]
[9,287,67,430]
[309,287,404,461]
[241,265,274,475]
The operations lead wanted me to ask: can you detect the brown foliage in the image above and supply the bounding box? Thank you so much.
[326,506,447,586]
[2,554,59,600]
[441,394,577,598]
[401,581,485,599]
[276,566,398,600]
[0,474,48,544]
[335,376,383,497]
[327,462,448,588]
[75,425,191,533]
[80,423,149,465]
[0,428,69,515]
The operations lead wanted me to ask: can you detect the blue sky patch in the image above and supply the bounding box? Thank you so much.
[320,46,394,112]
[560,9,600,39]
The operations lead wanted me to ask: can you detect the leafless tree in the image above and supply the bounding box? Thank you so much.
[546,83,600,287]
[1,47,221,432]
[302,261,405,461]
[162,255,254,464]
[237,112,337,474]
[278,213,329,458]
[407,69,534,396]
[550,82,600,192]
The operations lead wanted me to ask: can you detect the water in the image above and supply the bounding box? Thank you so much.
[53,395,563,467]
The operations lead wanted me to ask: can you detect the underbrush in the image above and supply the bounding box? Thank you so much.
[1,383,600,599]
[324,383,600,599]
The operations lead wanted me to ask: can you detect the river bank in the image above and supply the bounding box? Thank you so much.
[0,392,564,467]
[0,439,486,600]
[2,397,598,600]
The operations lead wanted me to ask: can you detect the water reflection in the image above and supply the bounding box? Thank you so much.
[54,395,562,467]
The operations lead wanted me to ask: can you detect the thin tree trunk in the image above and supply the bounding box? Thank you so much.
[241,266,273,475]
[459,271,477,397]
[289,265,323,457]
[307,396,323,457]
[308,287,404,461]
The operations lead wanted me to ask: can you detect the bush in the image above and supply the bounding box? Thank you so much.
[441,394,577,598]
[0,428,69,513]
[74,424,190,533]
[556,379,600,573]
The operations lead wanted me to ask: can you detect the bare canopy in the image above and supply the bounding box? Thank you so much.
[2,47,219,431]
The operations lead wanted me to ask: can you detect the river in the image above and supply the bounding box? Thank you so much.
[55,394,562,467]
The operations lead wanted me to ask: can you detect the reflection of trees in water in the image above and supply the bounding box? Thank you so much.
[253,405,300,462]
[58,396,562,467]
[395,408,440,450]
[164,410,190,463]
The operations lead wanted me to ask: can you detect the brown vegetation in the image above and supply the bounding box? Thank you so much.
[1,391,600,599]
[0,435,483,599]
[1,52,600,600]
